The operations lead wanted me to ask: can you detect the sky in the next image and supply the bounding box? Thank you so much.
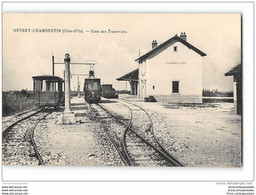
[3,13,241,92]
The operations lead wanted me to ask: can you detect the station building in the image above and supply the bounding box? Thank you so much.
[117,32,207,103]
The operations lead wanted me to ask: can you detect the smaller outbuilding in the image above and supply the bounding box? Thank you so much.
[116,69,138,95]
[225,64,242,115]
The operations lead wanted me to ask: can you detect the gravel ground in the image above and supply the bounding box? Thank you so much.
[2,112,48,166]
[119,95,241,167]
[3,95,241,167]
[100,100,173,166]
[34,97,124,166]
[2,108,39,132]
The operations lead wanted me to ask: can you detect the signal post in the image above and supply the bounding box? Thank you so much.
[61,53,76,124]
[53,53,96,124]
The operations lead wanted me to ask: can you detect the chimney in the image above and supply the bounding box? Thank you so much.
[180,32,187,41]
[152,40,158,49]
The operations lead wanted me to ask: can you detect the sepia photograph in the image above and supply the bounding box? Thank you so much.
[2,13,242,168]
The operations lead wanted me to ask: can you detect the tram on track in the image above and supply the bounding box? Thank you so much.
[101,84,118,99]
[32,75,64,108]
[83,70,101,103]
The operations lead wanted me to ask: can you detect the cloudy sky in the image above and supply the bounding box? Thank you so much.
[3,13,241,91]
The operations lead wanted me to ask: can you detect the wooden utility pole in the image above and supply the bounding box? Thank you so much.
[52,55,55,75]
[77,76,80,98]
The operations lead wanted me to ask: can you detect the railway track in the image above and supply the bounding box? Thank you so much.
[2,108,52,165]
[90,101,183,167]
[89,103,132,166]
[121,100,182,166]
[2,108,42,133]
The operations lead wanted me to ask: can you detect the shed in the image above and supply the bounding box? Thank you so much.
[116,69,138,95]
[225,64,242,115]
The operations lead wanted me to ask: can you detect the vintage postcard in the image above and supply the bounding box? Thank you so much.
[2,13,242,167]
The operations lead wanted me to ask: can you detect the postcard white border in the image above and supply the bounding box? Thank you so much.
[1,2,254,183]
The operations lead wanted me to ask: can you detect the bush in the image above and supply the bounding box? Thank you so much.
[2,90,35,116]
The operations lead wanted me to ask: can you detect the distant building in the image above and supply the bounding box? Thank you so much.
[135,32,207,103]
[225,64,242,115]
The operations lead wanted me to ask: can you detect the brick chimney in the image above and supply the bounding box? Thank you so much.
[180,32,187,41]
[152,40,158,49]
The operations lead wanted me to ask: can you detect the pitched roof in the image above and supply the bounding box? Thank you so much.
[225,64,241,76]
[116,68,138,81]
[135,34,207,63]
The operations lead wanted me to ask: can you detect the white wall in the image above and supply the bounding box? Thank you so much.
[138,61,147,98]
[143,42,203,97]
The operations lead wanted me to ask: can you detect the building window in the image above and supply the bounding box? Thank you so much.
[174,46,177,52]
[153,85,155,89]
[172,81,179,93]
[93,82,98,90]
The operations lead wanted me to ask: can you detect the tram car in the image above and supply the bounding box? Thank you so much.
[83,70,101,103]
[101,84,118,99]
[32,75,64,108]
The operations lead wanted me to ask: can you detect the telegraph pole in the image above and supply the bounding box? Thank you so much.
[52,55,55,75]
[77,76,80,98]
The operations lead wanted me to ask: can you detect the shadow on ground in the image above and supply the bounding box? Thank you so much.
[71,103,86,106]
[99,99,118,104]
[75,113,89,117]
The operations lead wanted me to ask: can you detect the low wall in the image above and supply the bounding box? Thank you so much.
[154,95,202,104]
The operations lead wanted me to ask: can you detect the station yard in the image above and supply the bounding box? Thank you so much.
[32,95,241,167]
